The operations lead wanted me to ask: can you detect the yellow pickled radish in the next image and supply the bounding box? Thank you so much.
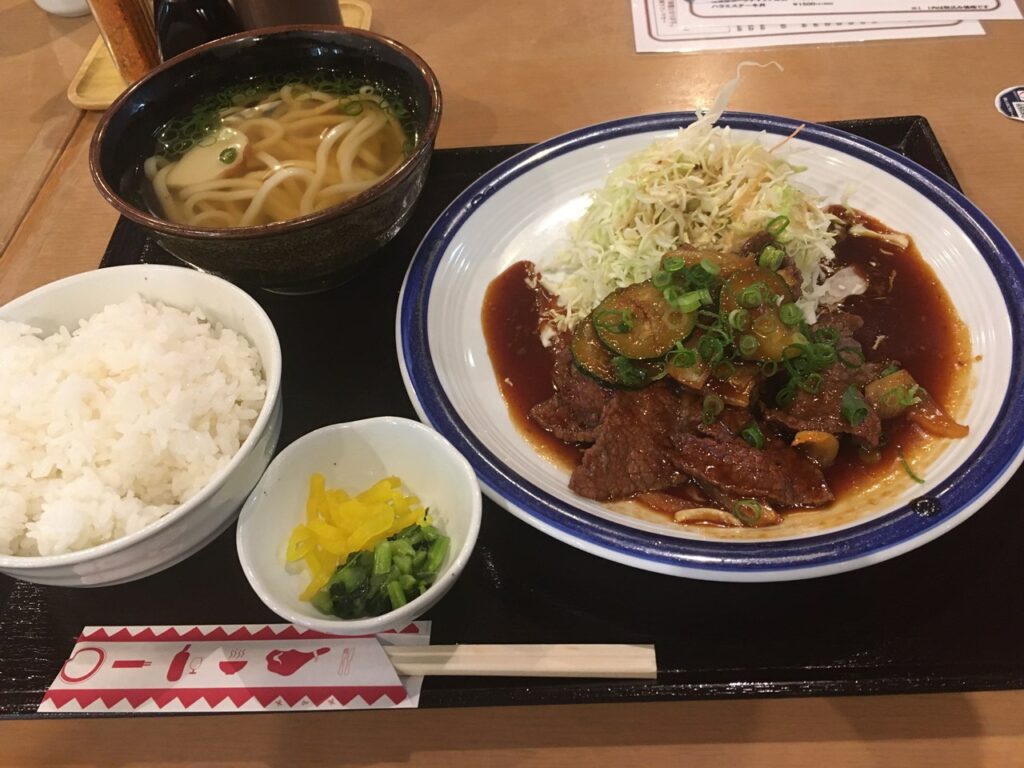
[289,473,427,601]
[303,548,326,581]
[307,517,345,544]
[347,504,395,552]
[306,472,328,522]
[357,477,400,504]
[299,571,330,601]
[395,508,427,531]
[285,524,314,562]
[317,538,351,557]
[328,498,368,532]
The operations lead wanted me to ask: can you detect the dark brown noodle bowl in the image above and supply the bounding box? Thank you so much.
[90,26,442,294]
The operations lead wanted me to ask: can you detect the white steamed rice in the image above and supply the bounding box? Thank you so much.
[0,295,266,557]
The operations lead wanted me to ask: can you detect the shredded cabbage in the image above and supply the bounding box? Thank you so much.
[538,64,840,328]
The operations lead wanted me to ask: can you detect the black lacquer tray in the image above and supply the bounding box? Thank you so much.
[3,117,1022,717]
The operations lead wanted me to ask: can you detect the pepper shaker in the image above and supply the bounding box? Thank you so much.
[87,0,161,83]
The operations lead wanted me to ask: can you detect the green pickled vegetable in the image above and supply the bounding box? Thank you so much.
[312,523,451,619]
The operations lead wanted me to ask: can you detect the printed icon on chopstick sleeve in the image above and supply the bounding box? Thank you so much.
[111,659,152,669]
[338,647,354,676]
[219,647,248,675]
[265,647,330,676]
[59,647,106,684]
[219,660,248,675]
[166,644,191,681]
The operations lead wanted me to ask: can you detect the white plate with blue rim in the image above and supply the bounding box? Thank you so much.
[396,112,1024,581]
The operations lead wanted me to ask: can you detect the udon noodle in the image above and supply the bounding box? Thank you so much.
[144,81,410,228]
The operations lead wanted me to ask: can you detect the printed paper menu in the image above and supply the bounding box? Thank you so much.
[632,0,985,53]
[688,0,1021,25]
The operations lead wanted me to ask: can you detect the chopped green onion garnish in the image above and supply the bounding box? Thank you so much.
[594,308,634,334]
[674,290,704,314]
[766,215,790,237]
[758,245,785,271]
[218,147,238,164]
[813,327,840,345]
[776,382,798,408]
[898,450,925,484]
[841,385,870,427]
[698,335,725,365]
[687,266,713,288]
[881,363,901,377]
[701,393,725,424]
[738,285,763,309]
[807,343,837,366]
[699,257,721,276]
[652,270,672,288]
[738,334,760,357]
[663,285,684,306]
[663,255,686,273]
[760,360,779,377]
[341,100,365,116]
[732,499,763,526]
[728,308,751,332]
[668,345,698,369]
[741,422,766,449]
[778,302,802,326]
[797,371,824,394]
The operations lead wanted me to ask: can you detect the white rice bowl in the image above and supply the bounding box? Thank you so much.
[0,266,282,589]
[0,295,267,557]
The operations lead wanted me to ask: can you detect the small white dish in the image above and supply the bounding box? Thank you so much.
[236,417,482,634]
[0,264,283,586]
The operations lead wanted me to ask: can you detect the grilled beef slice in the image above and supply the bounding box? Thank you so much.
[530,343,613,443]
[569,385,698,500]
[570,386,831,508]
[763,311,885,447]
[671,422,833,508]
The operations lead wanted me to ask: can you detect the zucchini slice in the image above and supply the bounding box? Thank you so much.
[661,245,753,279]
[572,316,663,389]
[592,281,695,360]
[719,268,802,362]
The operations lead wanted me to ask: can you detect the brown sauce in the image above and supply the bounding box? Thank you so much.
[481,211,971,518]
[481,262,583,469]
[824,207,972,497]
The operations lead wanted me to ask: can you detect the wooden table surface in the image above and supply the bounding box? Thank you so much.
[1,0,1022,764]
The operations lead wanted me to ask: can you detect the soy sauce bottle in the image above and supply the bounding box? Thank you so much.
[154,0,242,61]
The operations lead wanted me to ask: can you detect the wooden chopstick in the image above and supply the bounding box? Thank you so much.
[383,644,657,679]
